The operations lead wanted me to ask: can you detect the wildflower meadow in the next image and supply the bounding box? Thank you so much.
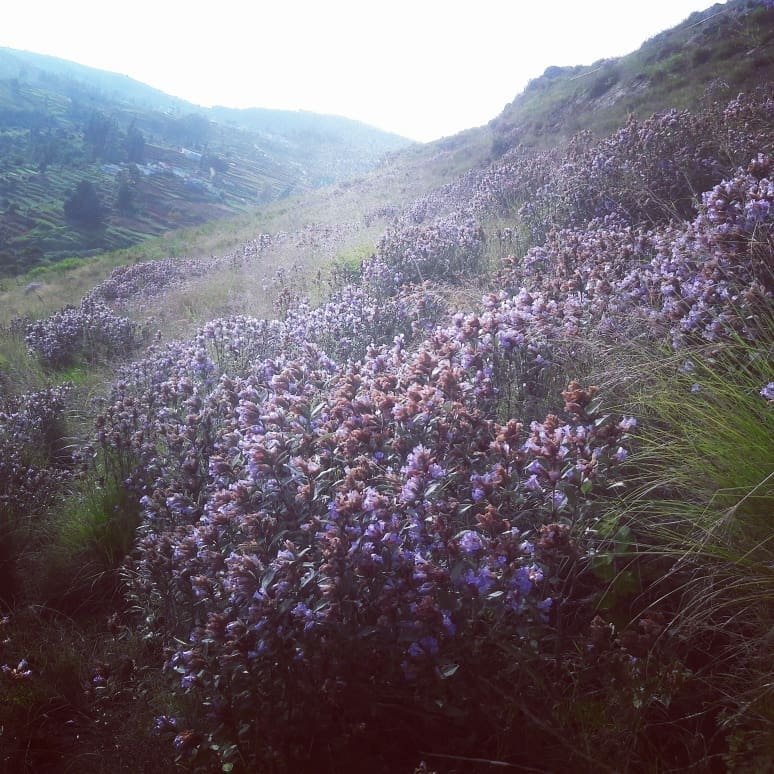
[0,81,772,773]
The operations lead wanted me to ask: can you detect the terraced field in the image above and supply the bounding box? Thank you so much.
[0,48,410,274]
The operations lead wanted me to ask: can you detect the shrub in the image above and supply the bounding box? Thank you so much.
[25,299,142,368]
[0,385,77,606]
[113,298,634,768]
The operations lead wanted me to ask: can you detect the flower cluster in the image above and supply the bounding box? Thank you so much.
[0,385,78,518]
[83,94,771,762]
[284,282,447,362]
[1,659,32,680]
[375,213,485,284]
[512,87,774,238]
[495,155,772,348]
[100,277,635,762]
[87,235,278,309]
[24,299,143,368]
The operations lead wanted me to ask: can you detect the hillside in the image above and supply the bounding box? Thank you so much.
[432,0,774,159]
[0,2,773,772]
[0,47,410,275]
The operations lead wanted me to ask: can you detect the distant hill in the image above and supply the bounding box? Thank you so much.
[0,47,410,275]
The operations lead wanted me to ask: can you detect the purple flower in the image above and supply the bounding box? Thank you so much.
[428,463,445,480]
[464,566,495,594]
[524,474,542,493]
[512,567,533,596]
[180,674,198,689]
[458,530,484,555]
[408,636,440,660]
[400,477,422,504]
[760,382,774,401]
[153,715,181,735]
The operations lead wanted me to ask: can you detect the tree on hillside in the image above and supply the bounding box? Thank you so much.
[125,122,146,163]
[84,111,123,162]
[64,181,104,228]
[171,113,210,148]
[115,177,137,215]
[32,133,58,173]
[200,153,229,174]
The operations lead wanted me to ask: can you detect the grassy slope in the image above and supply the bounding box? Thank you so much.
[0,117,493,325]
[487,0,774,153]
[2,0,771,338]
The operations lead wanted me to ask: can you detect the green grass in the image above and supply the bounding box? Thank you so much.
[28,463,141,615]
[0,330,46,394]
[593,332,774,769]
[629,337,773,528]
[59,477,140,570]
[0,602,180,773]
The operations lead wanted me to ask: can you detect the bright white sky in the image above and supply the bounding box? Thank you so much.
[2,0,722,142]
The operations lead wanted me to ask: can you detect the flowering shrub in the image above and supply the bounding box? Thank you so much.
[99,282,636,766]
[284,282,448,362]
[87,235,276,308]
[375,213,485,284]
[84,132,770,767]
[360,89,774,264]
[0,385,76,518]
[514,87,774,239]
[88,256,218,306]
[496,155,773,348]
[24,300,143,368]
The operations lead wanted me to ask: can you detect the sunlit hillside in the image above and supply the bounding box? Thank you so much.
[1,1,772,772]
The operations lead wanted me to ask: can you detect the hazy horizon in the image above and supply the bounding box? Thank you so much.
[2,0,725,142]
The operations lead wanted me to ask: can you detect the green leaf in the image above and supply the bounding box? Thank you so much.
[261,565,277,591]
[614,525,634,553]
[590,554,615,582]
